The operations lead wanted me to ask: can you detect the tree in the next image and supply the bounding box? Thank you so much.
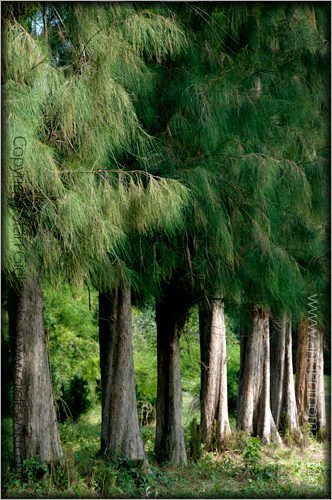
[86,5,189,466]
[154,278,194,465]
[3,7,66,467]
[4,1,328,470]
[270,314,302,439]
[199,299,230,450]
[99,281,149,469]
[236,309,282,444]
[2,2,188,470]
[97,175,190,466]
[8,266,63,470]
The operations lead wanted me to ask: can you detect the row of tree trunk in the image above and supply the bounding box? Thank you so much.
[9,273,326,471]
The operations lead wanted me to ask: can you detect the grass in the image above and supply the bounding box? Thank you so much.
[2,404,330,499]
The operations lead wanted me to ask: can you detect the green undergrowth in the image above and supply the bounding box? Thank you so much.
[2,404,330,499]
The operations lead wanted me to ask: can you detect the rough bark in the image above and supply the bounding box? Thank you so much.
[295,316,326,433]
[154,282,190,465]
[200,300,230,449]
[8,268,63,471]
[270,314,302,439]
[236,308,282,444]
[99,283,149,471]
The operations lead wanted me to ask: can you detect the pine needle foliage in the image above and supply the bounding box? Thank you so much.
[133,2,329,315]
[2,2,190,290]
[3,2,329,315]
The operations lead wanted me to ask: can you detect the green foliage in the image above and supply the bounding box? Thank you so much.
[21,456,48,483]
[2,2,191,298]
[132,305,158,423]
[117,458,149,488]
[2,4,329,498]
[180,306,201,403]
[242,436,262,475]
[78,457,117,494]
[142,2,329,316]
[42,280,100,421]
[241,436,282,483]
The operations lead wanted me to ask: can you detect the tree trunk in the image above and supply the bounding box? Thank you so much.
[295,316,326,433]
[99,283,150,471]
[236,308,282,444]
[270,314,302,439]
[200,300,230,450]
[8,268,62,471]
[154,282,190,465]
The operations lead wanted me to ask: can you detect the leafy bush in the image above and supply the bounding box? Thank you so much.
[42,281,100,422]
[21,456,48,483]
[117,458,149,487]
[242,436,262,475]
[241,436,281,482]
[78,457,117,494]
[58,376,92,422]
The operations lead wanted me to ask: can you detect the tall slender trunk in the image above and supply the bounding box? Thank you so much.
[8,268,62,471]
[236,308,281,444]
[99,283,149,471]
[154,282,190,465]
[295,316,326,433]
[200,300,230,450]
[270,314,302,439]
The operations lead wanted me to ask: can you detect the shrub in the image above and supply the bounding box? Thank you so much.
[43,281,100,422]
[21,456,48,483]
[57,375,92,422]
[241,436,281,482]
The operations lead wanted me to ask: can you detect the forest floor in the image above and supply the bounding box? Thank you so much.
[2,404,330,499]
